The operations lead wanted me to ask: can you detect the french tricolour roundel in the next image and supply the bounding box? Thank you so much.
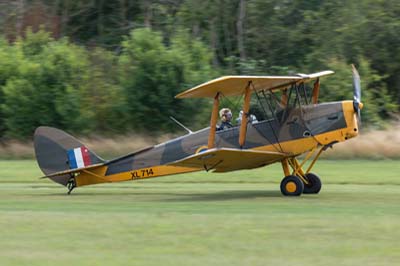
[67,146,92,169]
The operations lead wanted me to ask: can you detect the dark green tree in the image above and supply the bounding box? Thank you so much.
[2,29,92,138]
[119,28,214,132]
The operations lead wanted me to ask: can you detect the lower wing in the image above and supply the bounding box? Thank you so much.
[167,148,287,173]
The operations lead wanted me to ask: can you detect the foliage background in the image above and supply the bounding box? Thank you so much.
[0,0,399,139]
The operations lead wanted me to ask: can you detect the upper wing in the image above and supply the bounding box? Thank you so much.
[167,148,287,173]
[175,71,334,99]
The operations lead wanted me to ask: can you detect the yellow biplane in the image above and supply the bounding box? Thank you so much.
[34,65,363,196]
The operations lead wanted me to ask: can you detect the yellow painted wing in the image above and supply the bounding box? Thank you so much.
[175,71,334,99]
[167,148,287,173]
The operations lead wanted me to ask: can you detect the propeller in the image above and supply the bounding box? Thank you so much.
[351,64,362,124]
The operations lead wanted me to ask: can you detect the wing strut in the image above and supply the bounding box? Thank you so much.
[208,92,220,149]
[312,78,320,104]
[239,82,252,148]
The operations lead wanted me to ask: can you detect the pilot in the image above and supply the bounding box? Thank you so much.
[236,110,258,125]
[217,108,233,131]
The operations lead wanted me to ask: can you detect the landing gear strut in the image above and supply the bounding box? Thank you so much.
[280,146,325,196]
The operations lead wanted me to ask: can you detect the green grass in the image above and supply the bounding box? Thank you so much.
[1,160,400,266]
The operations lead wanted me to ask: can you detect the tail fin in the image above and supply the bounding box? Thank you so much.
[34,126,104,186]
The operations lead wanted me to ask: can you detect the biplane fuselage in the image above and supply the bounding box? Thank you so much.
[93,100,358,181]
[34,69,363,195]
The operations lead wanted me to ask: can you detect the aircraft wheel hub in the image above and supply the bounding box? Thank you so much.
[285,182,297,193]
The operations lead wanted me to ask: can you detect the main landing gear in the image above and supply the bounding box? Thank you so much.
[280,146,324,196]
[303,173,322,194]
[280,175,304,196]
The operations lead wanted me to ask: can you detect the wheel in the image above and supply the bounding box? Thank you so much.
[280,175,304,196]
[303,173,322,194]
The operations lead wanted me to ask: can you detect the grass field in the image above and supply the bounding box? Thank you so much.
[1,160,400,266]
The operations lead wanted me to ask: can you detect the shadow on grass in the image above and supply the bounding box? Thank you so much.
[164,190,284,201]
[34,189,295,201]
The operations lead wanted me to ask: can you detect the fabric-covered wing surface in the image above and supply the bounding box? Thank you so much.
[175,71,334,99]
[167,148,286,173]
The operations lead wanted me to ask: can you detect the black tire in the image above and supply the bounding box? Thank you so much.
[303,173,322,194]
[280,175,304,196]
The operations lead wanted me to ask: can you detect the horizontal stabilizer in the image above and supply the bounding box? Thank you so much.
[167,148,286,173]
[40,163,105,179]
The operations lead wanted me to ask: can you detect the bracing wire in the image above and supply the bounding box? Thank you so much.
[219,92,244,120]
[251,83,284,153]
[280,85,294,124]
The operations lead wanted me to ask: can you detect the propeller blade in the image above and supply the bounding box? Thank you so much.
[351,64,362,126]
[351,64,361,103]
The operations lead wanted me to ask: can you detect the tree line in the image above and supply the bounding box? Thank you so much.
[0,28,214,138]
[0,0,398,139]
